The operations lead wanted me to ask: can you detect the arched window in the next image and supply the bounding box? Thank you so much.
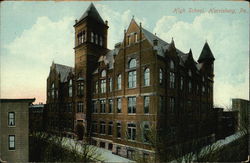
[169,72,175,88]
[69,80,72,97]
[159,68,163,85]
[101,70,106,77]
[117,74,121,90]
[144,68,150,86]
[170,60,174,70]
[51,83,55,99]
[128,59,136,69]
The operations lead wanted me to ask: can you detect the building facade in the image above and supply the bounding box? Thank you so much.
[0,98,35,162]
[29,104,45,133]
[232,98,249,131]
[46,3,216,159]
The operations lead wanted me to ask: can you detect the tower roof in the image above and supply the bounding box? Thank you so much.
[198,42,215,63]
[78,3,105,24]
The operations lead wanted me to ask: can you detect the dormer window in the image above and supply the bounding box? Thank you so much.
[170,60,175,70]
[101,70,106,77]
[135,33,138,42]
[188,69,192,77]
[128,36,131,45]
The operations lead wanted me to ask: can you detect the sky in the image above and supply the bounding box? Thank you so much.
[0,1,249,107]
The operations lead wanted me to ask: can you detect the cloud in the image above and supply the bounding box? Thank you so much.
[96,4,148,49]
[1,16,75,103]
[153,12,249,106]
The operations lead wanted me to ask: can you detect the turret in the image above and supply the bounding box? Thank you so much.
[198,42,215,78]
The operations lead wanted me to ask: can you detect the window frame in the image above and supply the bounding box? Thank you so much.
[8,135,15,150]
[144,96,150,114]
[128,97,136,114]
[8,112,15,126]
[127,123,136,141]
[144,68,150,86]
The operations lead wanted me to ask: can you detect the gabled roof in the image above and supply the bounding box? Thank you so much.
[78,3,105,25]
[52,63,73,82]
[198,42,215,63]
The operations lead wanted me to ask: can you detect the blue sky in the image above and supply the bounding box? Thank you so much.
[0,1,249,107]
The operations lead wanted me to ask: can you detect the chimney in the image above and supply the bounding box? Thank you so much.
[75,19,78,24]
[105,20,108,25]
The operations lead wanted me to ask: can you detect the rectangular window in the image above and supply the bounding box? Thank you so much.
[159,96,164,113]
[100,100,106,113]
[170,97,175,113]
[128,97,136,114]
[127,123,136,140]
[100,121,106,134]
[77,82,84,96]
[117,123,121,138]
[8,135,15,150]
[108,122,113,135]
[128,71,136,88]
[77,102,84,113]
[117,98,122,113]
[109,99,113,113]
[68,103,72,112]
[144,96,149,114]
[101,80,106,93]
[92,101,98,113]
[92,121,97,133]
[8,112,15,126]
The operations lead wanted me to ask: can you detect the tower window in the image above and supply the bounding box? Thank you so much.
[91,32,94,43]
[69,80,72,97]
[95,34,98,44]
[180,76,184,90]
[159,68,163,85]
[100,36,103,46]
